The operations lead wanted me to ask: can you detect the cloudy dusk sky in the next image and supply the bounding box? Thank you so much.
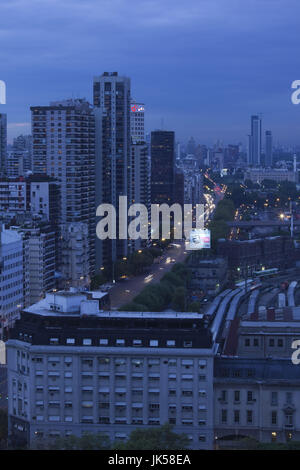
[1,0,300,145]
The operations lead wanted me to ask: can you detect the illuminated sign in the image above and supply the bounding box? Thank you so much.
[186,229,211,251]
[131,104,145,113]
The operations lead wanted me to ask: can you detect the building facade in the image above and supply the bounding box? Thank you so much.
[31,99,96,278]
[130,101,145,143]
[7,291,215,449]
[94,72,131,267]
[248,115,262,167]
[151,130,175,206]
[0,113,7,177]
[0,226,24,331]
[214,357,300,447]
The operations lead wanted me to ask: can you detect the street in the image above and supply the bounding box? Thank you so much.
[109,241,187,309]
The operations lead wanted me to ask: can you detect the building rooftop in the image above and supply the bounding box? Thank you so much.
[11,289,211,349]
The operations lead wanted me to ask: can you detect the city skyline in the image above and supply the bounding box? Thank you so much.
[1,0,300,144]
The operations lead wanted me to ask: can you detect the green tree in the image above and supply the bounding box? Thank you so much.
[44,432,111,450]
[171,286,186,311]
[114,424,189,450]
[90,273,106,289]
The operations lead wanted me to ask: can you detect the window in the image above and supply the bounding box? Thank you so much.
[220,390,227,402]
[234,410,240,424]
[253,338,259,347]
[271,411,277,425]
[167,340,175,347]
[234,391,240,403]
[50,338,59,345]
[99,339,108,346]
[83,339,92,346]
[247,391,254,402]
[133,339,142,346]
[245,338,250,347]
[181,359,193,366]
[278,339,283,347]
[286,413,293,427]
[247,410,253,424]
[66,338,75,345]
[149,340,158,347]
[98,358,110,365]
[271,392,278,406]
[183,341,192,348]
[221,409,227,424]
[269,338,275,347]
[116,339,125,346]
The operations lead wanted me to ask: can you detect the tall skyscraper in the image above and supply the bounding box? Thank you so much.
[265,130,273,167]
[129,142,151,251]
[151,130,175,205]
[248,115,262,166]
[130,100,145,143]
[93,72,131,268]
[31,99,96,282]
[0,113,7,176]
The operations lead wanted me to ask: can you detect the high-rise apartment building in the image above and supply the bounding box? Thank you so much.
[9,134,32,177]
[0,225,24,332]
[31,99,96,280]
[27,175,61,226]
[151,130,175,205]
[129,143,151,250]
[0,114,7,177]
[93,72,131,267]
[248,115,262,166]
[130,101,145,143]
[265,130,273,167]
[15,224,56,306]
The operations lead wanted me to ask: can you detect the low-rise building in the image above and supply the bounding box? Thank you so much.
[244,168,298,184]
[187,254,228,296]
[214,357,300,447]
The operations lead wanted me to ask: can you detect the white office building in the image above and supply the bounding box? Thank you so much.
[7,290,215,449]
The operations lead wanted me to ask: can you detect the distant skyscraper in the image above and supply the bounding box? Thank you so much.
[248,115,262,166]
[187,136,196,155]
[31,99,96,282]
[7,135,32,178]
[265,130,273,167]
[151,130,175,205]
[93,72,131,268]
[130,100,145,143]
[0,113,7,176]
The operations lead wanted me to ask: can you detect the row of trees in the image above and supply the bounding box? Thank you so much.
[228,180,300,209]
[207,198,235,251]
[30,424,189,451]
[120,263,191,312]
